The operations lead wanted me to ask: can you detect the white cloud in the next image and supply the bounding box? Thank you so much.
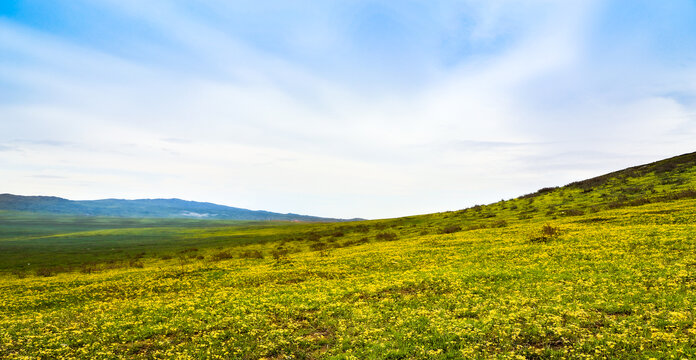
[1,1,696,218]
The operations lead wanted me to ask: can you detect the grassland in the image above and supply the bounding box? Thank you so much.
[2,153,696,359]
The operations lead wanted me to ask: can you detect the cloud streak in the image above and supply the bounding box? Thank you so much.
[1,1,696,218]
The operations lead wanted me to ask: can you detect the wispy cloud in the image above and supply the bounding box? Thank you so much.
[1,1,695,218]
[29,174,67,180]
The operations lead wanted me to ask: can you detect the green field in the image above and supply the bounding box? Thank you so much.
[2,153,696,359]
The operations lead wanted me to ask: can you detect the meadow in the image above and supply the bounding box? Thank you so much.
[2,153,696,359]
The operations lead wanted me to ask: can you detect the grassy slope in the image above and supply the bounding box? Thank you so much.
[2,152,696,358]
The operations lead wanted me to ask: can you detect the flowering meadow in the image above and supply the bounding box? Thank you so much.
[2,154,696,359]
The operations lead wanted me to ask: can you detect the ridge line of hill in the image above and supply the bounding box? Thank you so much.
[0,194,361,222]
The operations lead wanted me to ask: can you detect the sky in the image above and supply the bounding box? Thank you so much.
[1,0,696,219]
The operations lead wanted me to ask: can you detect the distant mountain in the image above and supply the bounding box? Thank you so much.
[0,194,355,222]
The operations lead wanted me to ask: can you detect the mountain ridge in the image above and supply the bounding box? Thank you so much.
[0,194,358,222]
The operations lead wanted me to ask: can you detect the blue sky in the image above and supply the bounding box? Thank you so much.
[1,1,696,219]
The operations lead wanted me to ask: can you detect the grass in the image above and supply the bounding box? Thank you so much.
[2,152,696,358]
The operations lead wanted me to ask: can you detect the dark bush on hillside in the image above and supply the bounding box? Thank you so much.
[668,189,696,200]
[440,225,462,234]
[310,242,328,251]
[305,232,321,242]
[103,261,125,270]
[520,187,558,199]
[374,223,388,230]
[35,266,65,277]
[604,189,696,212]
[490,220,508,228]
[568,176,611,192]
[621,186,643,195]
[560,209,584,217]
[627,198,651,207]
[653,162,677,174]
[356,237,370,245]
[330,230,345,238]
[660,177,685,186]
[375,232,398,241]
[129,260,144,268]
[210,250,234,261]
[35,267,54,277]
[465,224,485,231]
[541,224,560,237]
[340,237,370,247]
[355,225,370,233]
[607,201,625,209]
[11,270,27,279]
[80,263,98,274]
[239,250,264,259]
[530,224,561,243]
[271,248,289,260]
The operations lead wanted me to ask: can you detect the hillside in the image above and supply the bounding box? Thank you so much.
[0,194,351,222]
[2,151,696,359]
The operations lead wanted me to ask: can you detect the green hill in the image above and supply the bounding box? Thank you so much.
[2,151,696,359]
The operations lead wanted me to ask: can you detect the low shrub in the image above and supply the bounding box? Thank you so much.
[490,220,508,228]
[11,270,27,279]
[80,263,98,274]
[440,225,461,234]
[355,225,370,233]
[330,230,345,238]
[530,224,561,243]
[375,232,398,241]
[211,250,234,261]
[306,233,321,242]
[339,237,370,247]
[271,248,289,260]
[35,266,65,277]
[541,224,561,237]
[560,209,584,217]
[310,242,328,251]
[239,250,264,259]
